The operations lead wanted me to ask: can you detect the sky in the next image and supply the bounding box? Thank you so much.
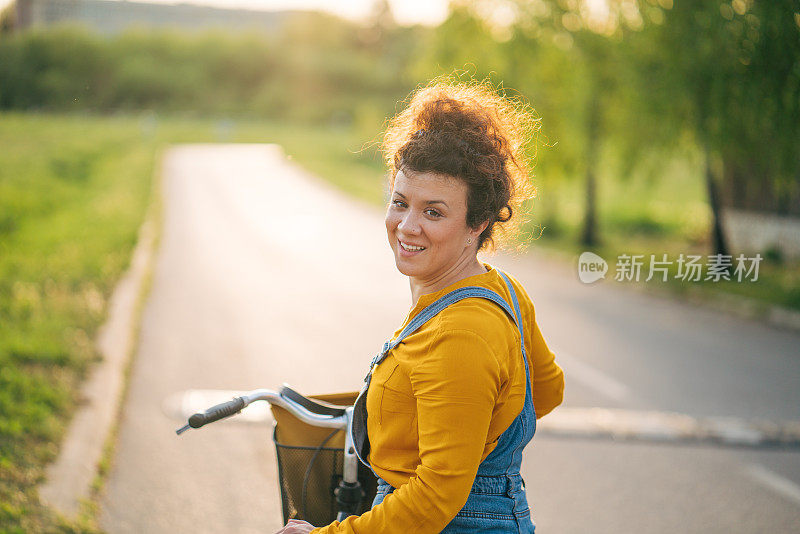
[0,0,451,26]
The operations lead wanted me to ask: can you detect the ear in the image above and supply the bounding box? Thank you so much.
[470,219,490,241]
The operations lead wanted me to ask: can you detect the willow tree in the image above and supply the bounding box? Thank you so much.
[627,0,800,253]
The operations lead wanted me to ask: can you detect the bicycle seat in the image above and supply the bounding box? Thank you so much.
[280,385,347,417]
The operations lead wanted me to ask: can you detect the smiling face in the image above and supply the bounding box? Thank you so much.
[385,168,485,284]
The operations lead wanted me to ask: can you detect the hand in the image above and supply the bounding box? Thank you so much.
[275,518,315,534]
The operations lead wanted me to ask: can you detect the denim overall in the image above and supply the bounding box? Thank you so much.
[350,272,536,533]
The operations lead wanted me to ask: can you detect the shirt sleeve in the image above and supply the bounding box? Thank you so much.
[312,328,501,534]
[527,311,564,418]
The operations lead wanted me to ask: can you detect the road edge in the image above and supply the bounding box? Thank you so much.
[37,156,163,522]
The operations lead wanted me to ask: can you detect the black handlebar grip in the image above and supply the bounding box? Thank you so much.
[188,397,246,429]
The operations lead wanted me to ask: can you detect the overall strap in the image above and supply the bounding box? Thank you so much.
[369,285,516,370]
[497,271,527,358]
[495,272,536,486]
[352,272,525,471]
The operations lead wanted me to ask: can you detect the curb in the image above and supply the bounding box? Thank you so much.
[38,216,158,518]
[163,389,800,449]
[679,288,800,333]
[537,407,800,448]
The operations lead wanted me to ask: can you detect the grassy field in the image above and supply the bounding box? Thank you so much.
[0,113,157,532]
[1,111,796,532]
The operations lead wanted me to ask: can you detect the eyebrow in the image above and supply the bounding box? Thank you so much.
[394,191,449,208]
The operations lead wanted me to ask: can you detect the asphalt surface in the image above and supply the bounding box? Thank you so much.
[99,144,800,533]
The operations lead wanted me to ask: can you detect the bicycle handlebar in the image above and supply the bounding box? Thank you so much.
[175,385,363,496]
[187,396,246,429]
[175,386,349,435]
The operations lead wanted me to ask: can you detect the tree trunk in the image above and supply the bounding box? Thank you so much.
[705,150,729,256]
[581,165,598,247]
[581,94,600,247]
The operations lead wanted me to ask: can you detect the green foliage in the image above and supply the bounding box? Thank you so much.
[0,15,419,123]
[629,0,800,215]
[1,2,796,221]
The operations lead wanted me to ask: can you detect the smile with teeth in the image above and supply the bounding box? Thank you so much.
[399,240,426,252]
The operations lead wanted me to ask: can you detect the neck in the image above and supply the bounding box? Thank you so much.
[409,253,487,305]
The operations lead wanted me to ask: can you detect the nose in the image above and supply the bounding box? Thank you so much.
[397,209,421,235]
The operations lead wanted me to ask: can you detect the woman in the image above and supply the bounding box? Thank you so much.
[278,81,564,534]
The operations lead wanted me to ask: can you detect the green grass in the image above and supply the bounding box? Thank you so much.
[0,113,156,532]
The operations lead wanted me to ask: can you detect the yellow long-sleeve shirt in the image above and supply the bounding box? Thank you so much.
[313,265,564,534]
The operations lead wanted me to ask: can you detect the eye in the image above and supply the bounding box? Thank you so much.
[391,198,407,208]
[424,208,443,218]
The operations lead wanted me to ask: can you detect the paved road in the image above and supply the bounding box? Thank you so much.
[100,144,800,533]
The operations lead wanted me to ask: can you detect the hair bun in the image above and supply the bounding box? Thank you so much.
[382,78,540,251]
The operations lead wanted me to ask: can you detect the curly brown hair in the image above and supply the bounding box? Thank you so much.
[382,79,540,250]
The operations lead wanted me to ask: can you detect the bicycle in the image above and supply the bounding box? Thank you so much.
[176,385,377,526]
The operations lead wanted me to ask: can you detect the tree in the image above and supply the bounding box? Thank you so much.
[502,0,641,247]
[0,1,15,34]
[629,0,800,253]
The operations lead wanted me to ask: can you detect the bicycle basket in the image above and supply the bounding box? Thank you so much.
[271,392,377,527]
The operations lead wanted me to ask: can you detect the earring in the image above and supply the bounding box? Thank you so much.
[467,238,473,245]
